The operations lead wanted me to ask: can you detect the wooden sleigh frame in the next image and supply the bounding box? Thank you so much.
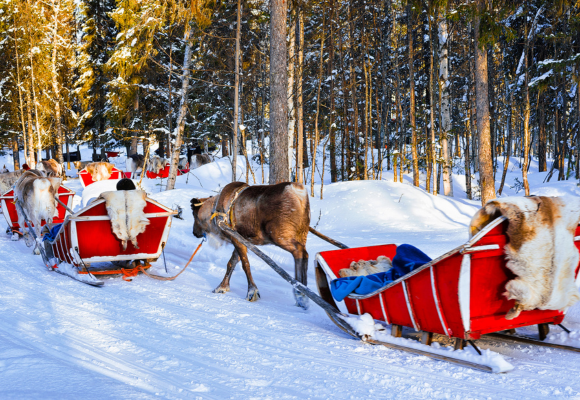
[315,217,580,368]
[46,196,176,279]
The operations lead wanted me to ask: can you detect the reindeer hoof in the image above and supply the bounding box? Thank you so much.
[212,285,230,294]
[246,288,261,302]
[293,288,309,310]
[32,247,40,255]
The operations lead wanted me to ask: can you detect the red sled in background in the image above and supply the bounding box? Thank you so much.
[78,166,124,188]
[0,185,75,237]
[145,163,188,179]
[315,217,580,372]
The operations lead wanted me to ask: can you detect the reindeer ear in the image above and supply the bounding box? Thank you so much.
[48,177,61,193]
[191,197,210,212]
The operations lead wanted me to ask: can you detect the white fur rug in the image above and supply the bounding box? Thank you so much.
[99,190,150,250]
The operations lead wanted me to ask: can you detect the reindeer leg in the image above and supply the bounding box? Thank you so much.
[231,238,260,302]
[213,249,240,294]
[276,239,310,309]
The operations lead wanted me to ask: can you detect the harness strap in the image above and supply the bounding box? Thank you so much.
[211,184,249,229]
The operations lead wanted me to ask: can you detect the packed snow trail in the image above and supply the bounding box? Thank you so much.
[1,158,580,398]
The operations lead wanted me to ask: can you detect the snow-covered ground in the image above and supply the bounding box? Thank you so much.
[1,148,580,398]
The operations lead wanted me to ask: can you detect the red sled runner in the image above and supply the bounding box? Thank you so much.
[79,166,124,188]
[315,217,580,372]
[0,185,75,236]
[44,196,176,285]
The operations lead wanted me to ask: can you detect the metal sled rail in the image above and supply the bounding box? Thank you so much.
[486,332,580,353]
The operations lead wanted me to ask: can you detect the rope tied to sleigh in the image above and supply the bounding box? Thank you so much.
[138,237,205,281]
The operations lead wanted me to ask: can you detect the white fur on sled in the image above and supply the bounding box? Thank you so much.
[470,196,580,320]
[99,190,150,250]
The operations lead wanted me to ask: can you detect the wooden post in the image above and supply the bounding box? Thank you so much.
[391,324,403,338]
[421,331,433,346]
[454,338,465,351]
[538,323,550,341]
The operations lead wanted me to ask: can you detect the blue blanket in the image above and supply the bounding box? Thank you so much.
[330,244,432,302]
[42,224,63,242]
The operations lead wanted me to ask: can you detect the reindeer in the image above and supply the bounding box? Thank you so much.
[190,181,311,308]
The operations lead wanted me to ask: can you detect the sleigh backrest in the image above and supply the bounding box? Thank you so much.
[79,167,123,188]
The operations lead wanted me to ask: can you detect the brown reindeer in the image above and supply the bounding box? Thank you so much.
[190,181,311,308]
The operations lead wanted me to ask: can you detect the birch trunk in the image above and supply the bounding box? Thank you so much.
[232,0,242,182]
[51,0,64,165]
[438,12,452,196]
[14,30,28,166]
[296,8,304,183]
[166,28,193,191]
[429,12,437,195]
[311,16,324,196]
[288,4,296,181]
[408,4,419,187]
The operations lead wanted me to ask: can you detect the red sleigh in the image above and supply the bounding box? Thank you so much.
[45,196,176,281]
[315,217,580,370]
[79,166,124,188]
[0,185,75,235]
[145,163,188,179]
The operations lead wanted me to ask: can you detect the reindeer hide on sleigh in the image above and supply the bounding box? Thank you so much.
[99,190,150,250]
[470,196,580,320]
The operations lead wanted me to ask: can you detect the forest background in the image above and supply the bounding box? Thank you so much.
[0,0,579,205]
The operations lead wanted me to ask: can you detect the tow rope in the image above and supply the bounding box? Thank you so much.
[138,238,205,281]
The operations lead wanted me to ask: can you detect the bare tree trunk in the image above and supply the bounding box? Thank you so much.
[232,0,242,182]
[438,10,452,196]
[166,28,193,191]
[165,46,173,158]
[29,47,42,163]
[429,10,437,195]
[25,84,35,166]
[288,3,296,181]
[268,0,289,184]
[498,87,513,196]
[14,30,28,166]
[408,4,419,187]
[296,7,304,183]
[311,15,325,196]
[329,0,337,183]
[538,92,547,172]
[522,48,531,195]
[51,0,64,165]
[474,1,496,204]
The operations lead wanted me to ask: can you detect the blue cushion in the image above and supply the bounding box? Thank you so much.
[330,244,432,302]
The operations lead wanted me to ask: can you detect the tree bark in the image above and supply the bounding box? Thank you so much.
[269,0,289,184]
[288,3,296,181]
[232,0,242,182]
[438,10,452,196]
[407,4,419,186]
[13,27,28,166]
[296,7,304,183]
[51,0,64,165]
[474,1,496,204]
[429,9,437,195]
[166,27,193,191]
